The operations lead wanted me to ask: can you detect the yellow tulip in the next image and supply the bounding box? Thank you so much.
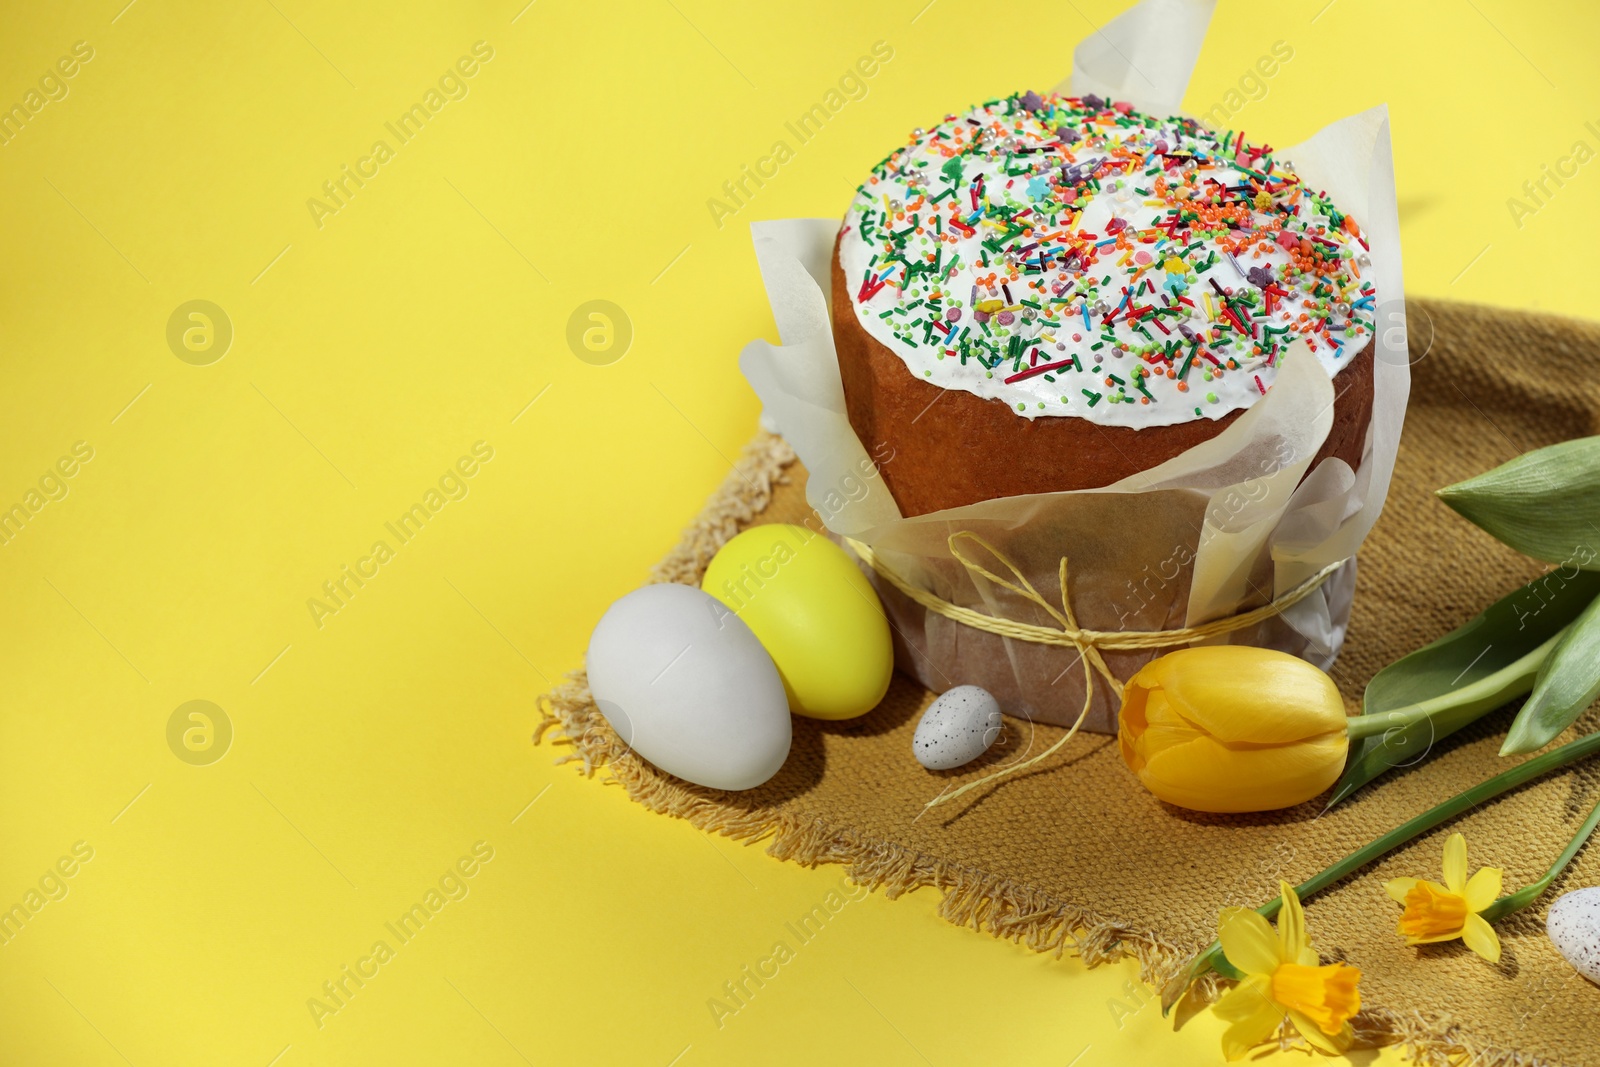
[1117,646,1349,813]
[1212,881,1362,1059]
[1385,832,1503,963]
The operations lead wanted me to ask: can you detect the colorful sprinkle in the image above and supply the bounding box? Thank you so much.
[842,90,1376,426]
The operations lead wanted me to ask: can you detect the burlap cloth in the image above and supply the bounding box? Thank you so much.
[539,298,1600,1067]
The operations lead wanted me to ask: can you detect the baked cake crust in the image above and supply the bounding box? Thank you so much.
[832,232,1376,517]
[831,90,1379,517]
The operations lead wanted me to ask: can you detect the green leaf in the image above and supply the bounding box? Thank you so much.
[1211,953,1243,980]
[1326,567,1600,806]
[1437,437,1600,570]
[1504,591,1600,754]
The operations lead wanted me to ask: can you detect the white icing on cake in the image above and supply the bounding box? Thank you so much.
[839,91,1375,427]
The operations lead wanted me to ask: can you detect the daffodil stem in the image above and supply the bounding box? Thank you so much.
[1162,726,1600,1014]
[1481,789,1600,922]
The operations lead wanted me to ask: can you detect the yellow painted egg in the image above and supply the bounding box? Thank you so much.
[702,524,893,720]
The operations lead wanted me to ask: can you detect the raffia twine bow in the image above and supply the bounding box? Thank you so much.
[843,531,1347,810]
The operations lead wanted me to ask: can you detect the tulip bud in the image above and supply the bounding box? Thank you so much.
[1118,647,1349,813]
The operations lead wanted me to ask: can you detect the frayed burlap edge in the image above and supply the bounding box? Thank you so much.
[534,425,1559,1067]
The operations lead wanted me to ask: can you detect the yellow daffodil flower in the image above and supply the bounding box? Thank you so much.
[1118,647,1349,812]
[1384,832,1503,963]
[1211,881,1361,1060]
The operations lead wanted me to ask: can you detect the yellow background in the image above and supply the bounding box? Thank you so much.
[1,1,1596,1063]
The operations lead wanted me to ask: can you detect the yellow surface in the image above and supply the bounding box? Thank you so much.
[1,2,1595,1064]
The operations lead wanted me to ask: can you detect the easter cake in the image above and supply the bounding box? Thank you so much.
[832,91,1377,517]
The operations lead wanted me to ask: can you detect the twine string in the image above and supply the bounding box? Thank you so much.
[842,532,1346,810]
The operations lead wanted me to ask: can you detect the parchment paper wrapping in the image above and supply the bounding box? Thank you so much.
[739,0,1410,732]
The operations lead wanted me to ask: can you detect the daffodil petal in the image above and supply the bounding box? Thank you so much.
[1461,912,1502,963]
[1443,833,1468,894]
[1222,1008,1284,1061]
[1402,930,1465,945]
[1384,877,1418,904]
[1214,976,1282,1061]
[1276,881,1308,961]
[1290,1013,1353,1055]
[1212,973,1275,1023]
[1465,866,1503,913]
[1219,907,1284,976]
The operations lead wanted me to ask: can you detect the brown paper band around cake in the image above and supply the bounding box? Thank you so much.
[843,531,1347,809]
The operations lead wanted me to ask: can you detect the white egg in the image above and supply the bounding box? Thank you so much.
[913,685,1004,770]
[587,583,791,791]
[1547,887,1600,983]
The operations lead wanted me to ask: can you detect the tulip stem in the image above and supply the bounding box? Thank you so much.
[1161,726,1600,1014]
[1343,705,1439,741]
